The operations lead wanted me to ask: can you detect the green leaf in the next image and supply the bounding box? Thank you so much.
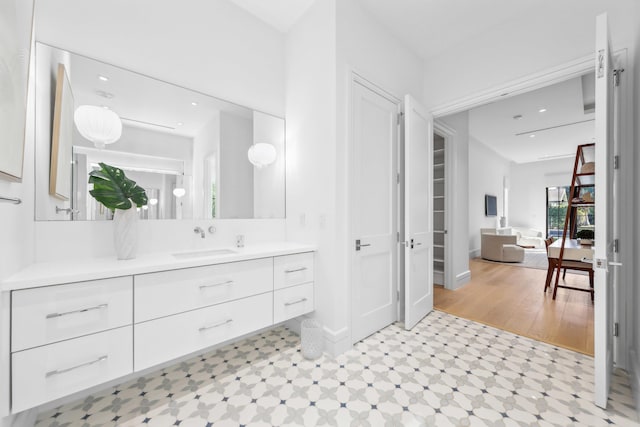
[88,162,148,212]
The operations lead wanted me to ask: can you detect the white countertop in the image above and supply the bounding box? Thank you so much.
[2,242,316,291]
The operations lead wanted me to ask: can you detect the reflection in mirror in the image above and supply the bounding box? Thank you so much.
[34,42,285,221]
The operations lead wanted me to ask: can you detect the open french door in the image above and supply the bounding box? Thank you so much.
[594,12,620,409]
[403,95,433,330]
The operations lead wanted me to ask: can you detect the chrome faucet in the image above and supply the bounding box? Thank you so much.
[194,226,205,238]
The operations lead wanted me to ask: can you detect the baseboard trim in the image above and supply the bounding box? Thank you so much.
[323,325,351,356]
[452,270,471,290]
[469,249,480,259]
[630,348,640,421]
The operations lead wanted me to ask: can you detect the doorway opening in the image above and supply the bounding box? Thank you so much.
[433,68,600,356]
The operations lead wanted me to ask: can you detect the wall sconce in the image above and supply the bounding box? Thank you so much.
[247,143,276,168]
[173,187,186,198]
[74,105,123,149]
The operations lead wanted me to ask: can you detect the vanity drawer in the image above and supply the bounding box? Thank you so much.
[11,277,133,352]
[12,326,133,413]
[135,258,273,322]
[274,252,314,290]
[274,282,314,323]
[134,292,273,371]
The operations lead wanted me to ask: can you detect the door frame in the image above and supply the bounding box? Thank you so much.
[433,120,456,290]
[429,50,632,371]
[348,71,402,345]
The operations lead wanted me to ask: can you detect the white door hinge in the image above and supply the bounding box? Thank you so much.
[397,172,400,184]
[614,155,619,169]
[614,322,619,337]
[397,112,404,125]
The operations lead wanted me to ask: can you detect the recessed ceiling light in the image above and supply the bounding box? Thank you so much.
[538,108,547,113]
[177,122,184,126]
[98,75,109,82]
[191,102,198,106]
[513,114,523,120]
[529,134,536,138]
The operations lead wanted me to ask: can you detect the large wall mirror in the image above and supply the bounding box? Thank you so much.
[34,42,285,221]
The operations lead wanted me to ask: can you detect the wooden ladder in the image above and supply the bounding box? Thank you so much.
[552,143,595,300]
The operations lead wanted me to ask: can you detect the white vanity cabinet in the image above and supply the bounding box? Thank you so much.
[135,293,273,370]
[6,247,315,414]
[134,258,273,322]
[10,277,134,412]
[273,253,315,323]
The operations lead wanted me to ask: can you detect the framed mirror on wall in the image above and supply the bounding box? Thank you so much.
[0,0,34,182]
[33,43,286,221]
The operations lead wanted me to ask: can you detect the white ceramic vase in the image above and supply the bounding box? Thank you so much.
[113,208,139,260]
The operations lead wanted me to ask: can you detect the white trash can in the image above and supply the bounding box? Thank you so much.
[301,319,323,360]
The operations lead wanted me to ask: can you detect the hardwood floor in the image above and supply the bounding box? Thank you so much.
[434,259,594,356]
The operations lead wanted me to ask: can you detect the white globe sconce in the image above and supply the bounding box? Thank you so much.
[247,143,276,168]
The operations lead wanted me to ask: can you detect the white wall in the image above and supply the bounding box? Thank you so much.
[508,157,575,234]
[35,0,286,117]
[468,137,511,256]
[423,0,638,110]
[438,112,471,287]
[285,0,339,351]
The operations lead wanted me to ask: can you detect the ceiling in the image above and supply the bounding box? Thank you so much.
[468,74,595,164]
[227,0,315,32]
[229,0,549,59]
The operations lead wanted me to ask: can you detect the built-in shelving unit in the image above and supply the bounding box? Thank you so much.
[433,134,446,285]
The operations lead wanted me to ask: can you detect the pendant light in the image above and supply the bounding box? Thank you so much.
[74,105,123,149]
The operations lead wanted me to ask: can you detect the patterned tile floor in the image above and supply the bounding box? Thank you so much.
[36,311,638,426]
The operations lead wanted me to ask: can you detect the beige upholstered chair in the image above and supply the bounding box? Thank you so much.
[481,234,524,263]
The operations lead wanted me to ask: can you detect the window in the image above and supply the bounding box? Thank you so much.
[546,187,569,238]
[546,186,595,238]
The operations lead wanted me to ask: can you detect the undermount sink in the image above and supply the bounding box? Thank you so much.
[172,248,237,259]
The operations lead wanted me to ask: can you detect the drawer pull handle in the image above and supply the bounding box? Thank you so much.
[285,267,307,273]
[46,303,108,319]
[199,280,234,290]
[45,355,108,378]
[285,297,308,306]
[199,319,233,332]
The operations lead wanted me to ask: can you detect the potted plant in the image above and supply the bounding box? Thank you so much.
[89,162,148,259]
[576,229,595,246]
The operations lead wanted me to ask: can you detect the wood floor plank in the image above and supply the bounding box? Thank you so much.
[434,259,594,356]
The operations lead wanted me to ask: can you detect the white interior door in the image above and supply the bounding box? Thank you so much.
[594,12,618,409]
[403,94,433,330]
[351,79,399,343]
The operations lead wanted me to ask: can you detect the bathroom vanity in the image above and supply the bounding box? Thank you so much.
[3,243,315,412]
